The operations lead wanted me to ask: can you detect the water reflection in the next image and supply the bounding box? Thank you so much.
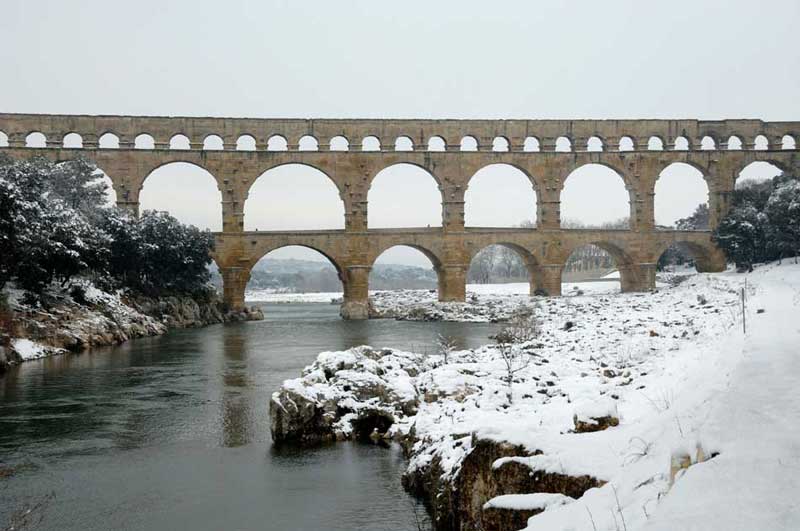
[0,303,496,531]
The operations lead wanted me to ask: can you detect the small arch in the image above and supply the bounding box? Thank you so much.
[700,136,716,150]
[467,243,540,293]
[753,134,769,150]
[298,135,319,151]
[673,136,690,151]
[492,136,509,152]
[460,136,478,152]
[0,131,8,147]
[329,135,349,151]
[370,245,440,290]
[368,163,442,228]
[618,136,635,151]
[656,241,716,273]
[98,132,120,149]
[267,135,288,151]
[395,136,414,151]
[586,136,604,152]
[647,136,664,151]
[244,164,344,231]
[362,136,381,151]
[655,163,709,229]
[555,136,572,152]
[139,162,222,231]
[562,243,622,293]
[170,134,191,150]
[245,246,344,297]
[236,135,257,151]
[727,136,743,150]
[781,135,796,150]
[465,163,537,227]
[523,137,540,152]
[427,136,446,152]
[561,164,631,228]
[25,132,47,148]
[135,133,155,149]
[62,132,83,148]
[203,134,224,150]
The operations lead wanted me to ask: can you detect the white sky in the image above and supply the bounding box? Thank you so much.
[2,0,798,267]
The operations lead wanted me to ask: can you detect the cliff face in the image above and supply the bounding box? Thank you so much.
[0,285,263,366]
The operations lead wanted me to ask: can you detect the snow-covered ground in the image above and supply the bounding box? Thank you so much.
[271,263,800,530]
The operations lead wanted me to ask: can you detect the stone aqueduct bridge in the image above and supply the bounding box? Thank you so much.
[2,113,800,319]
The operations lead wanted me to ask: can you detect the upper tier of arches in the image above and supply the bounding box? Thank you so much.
[2,115,798,155]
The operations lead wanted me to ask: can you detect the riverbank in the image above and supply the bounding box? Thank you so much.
[0,281,263,369]
[270,264,800,530]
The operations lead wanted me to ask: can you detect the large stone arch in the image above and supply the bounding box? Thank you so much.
[466,241,544,295]
[242,162,345,231]
[367,162,444,228]
[650,238,726,273]
[653,162,710,228]
[558,238,645,293]
[244,160,345,199]
[463,163,540,228]
[559,162,635,228]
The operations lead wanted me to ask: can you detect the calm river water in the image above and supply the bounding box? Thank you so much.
[0,303,502,531]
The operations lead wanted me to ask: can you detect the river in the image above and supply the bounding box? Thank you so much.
[0,302,503,531]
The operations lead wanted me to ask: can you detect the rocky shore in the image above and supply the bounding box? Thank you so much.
[0,283,263,370]
[269,272,747,530]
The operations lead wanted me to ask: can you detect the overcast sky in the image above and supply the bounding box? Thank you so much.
[2,0,798,267]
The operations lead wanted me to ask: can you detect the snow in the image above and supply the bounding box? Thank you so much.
[273,263,800,530]
[9,338,57,361]
[484,493,574,512]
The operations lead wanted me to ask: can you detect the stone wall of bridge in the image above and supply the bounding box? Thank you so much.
[2,113,797,318]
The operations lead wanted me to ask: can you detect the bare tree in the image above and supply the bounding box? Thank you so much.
[492,309,540,404]
[436,334,457,365]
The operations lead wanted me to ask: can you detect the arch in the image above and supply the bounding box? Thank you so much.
[673,136,690,151]
[523,137,540,152]
[92,166,118,206]
[428,136,446,152]
[236,135,257,151]
[329,135,349,151]
[586,136,604,152]
[169,134,190,150]
[98,132,120,149]
[203,134,224,150]
[395,136,414,151]
[753,134,769,150]
[367,163,442,228]
[267,135,288,151]
[647,136,664,150]
[245,245,345,295]
[654,163,709,229]
[362,136,381,151]
[700,136,716,150]
[244,163,344,231]
[467,242,542,294]
[555,136,572,152]
[460,135,478,151]
[62,132,83,148]
[0,131,8,147]
[618,136,635,151]
[135,133,155,149]
[492,136,509,152]
[737,161,783,189]
[25,132,46,148]
[139,162,222,231]
[727,135,743,150]
[562,243,623,293]
[464,163,537,227]
[656,240,718,273]
[560,164,631,228]
[781,135,796,150]
[369,245,440,291]
[298,135,319,151]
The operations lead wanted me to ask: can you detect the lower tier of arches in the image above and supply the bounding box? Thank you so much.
[212,229,727,319]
